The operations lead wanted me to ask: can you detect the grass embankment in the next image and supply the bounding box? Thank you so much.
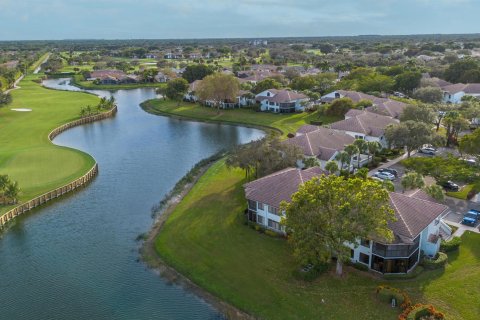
[28,52,50,73]
[0,74,99,214]
[141,99,341,138]
[71,75,166,90]
[155,160,480,319]
[447,184,475,200]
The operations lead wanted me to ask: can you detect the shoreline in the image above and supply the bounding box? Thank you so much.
[0,78,116,227]
[140,158,254,320]
[140,99,282,138]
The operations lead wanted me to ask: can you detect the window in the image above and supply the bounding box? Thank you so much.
[257,215,264,225]
[248,200,256,210]
[268,219,280,230]
[355,135,364,140]
[268,206,278,215]
[258,202,264,210]
[359,253,370,265]
[360,239,371,248]
[351,249,354,258]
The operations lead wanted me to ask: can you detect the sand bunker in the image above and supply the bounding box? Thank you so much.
[11,108,32,112]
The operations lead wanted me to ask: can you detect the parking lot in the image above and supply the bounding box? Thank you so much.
[368,148,480,234]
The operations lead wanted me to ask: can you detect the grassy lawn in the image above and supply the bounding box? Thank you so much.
[155,160,480,319]
[0,74,99,214]
[446,184,475,200]
[141,99,341,138]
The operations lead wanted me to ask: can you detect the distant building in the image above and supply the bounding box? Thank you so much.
[255,89,309,113]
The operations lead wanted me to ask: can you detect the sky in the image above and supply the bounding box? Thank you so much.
[0,0,479,40]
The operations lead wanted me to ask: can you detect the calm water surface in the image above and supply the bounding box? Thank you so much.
[0,79,264,319]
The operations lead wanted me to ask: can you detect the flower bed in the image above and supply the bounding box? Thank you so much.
[376,285,412,309]
[399,304,445,320]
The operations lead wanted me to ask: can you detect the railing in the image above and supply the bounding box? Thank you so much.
[0,106,117,228]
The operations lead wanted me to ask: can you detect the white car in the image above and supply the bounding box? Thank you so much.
[419,147,436,155]
[373,171,395,181]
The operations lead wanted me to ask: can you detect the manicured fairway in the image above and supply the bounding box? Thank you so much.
[155,160,480,320]
[0,74,99,213]
[142,99,341,138]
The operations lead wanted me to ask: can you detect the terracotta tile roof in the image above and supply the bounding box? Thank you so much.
[256,89,308,103]
[90,70,127,79]
[440,83,480,95]
[189,79,203,92]
[284,127,355,160]
[296,124,321,135]
[244,167,328,208]
[330,110,398,137]
[388,191,449,244]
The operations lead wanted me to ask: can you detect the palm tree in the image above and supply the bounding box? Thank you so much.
[367,141,382,164]
[334,151,350,172]
[4,181,20,204]
[343,144,359,173]
[353,139,368,169]
[325,161,339,175]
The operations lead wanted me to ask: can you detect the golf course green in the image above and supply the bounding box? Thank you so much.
[0,74,100,214]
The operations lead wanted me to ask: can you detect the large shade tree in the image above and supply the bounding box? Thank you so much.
[282,175,395,276]
[164,78,189,106]
[196,73,240,113]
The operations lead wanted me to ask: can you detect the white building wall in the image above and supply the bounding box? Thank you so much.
[420,220,442,257]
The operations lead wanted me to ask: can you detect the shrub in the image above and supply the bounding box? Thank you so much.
[264,229,282,238]
[400,303,445,320]
[347,260,369,272]
[383,266,424,280]
[376,285,412,310]
[292,263,330,282]
[421,252,448,270]
[440,237,462,252]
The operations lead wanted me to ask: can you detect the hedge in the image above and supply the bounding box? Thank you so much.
[375,285,412,310]
[400,303,445,320]
[440,236,462,252]
[421,252,448,270]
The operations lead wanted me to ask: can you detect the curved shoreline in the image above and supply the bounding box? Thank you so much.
[141,158,254,320]
[140,99,282,137]
[0,105,118,228]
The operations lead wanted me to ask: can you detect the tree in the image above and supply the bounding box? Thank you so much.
[196,73,240,113]
[400,104,436,124]
[303,157,320,168]
[335,151,350,172]
[4,180,20,204]
[165,78,189,106]
[156,86,167,101]
[423,185,445,202]
[282,175,395,275]
[226,138,303,179]
[355,168,369,180]
[290,75,317,91]
[182,64,214,83]
[0,90,12,106]
[459,129,480,160]
[325,161,339,174]
[413,87,443,103]
[357,74,395,93]
[253,78,282,94]
[444,59,480,83]
[343,144,359,171]
[394,71,422,93]
[401,172,425,192]
[325,98,354,117]
[385,121,433,157]
[353,139,367,169]
[366,141,382,164]
[443,111,469,147]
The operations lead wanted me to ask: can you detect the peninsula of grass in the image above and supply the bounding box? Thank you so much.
[446,184,475,200]
[71,75,167,90]
[0,74,100,214]
[141,99,341,138]
[154,160,480,320]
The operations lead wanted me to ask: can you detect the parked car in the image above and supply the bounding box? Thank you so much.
[462,209,480,225]
[441,181,460,192]
[378,168,399,177]
[419,147,436,155]
[460,158,477,166]
[373,171,395,181]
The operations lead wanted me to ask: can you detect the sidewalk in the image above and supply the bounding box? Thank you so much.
[446,221,480,238]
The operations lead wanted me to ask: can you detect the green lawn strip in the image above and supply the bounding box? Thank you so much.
[28,52,50,73]
[0,74,100,214]
[156,160,480,319]
[141,99,341,138]
[397,231,480,320]
[155,160,399,320]
[446,184,475,200]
